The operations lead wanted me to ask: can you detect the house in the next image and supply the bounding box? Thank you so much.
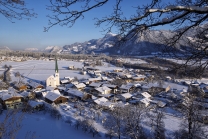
[132,75,146,81]
[119,84,134,93]
[88,77,102,83]
[60,79,70,84]
[74,83,86,90]
[89,82,102,88]
[68,65,74,70]
[28,100,44,111]
[80,70,87,75]
[64,76,74,81]
[141,92,152,99]
[102,84,118,94]
[140,98,150,107]
[20,91,36,100]
[28,81,44,90]
[113,68,123,72]
[93,70,102,76]
[45,91,68,104]
[119,93,133,102]
[95,86,112,95]
[14,83,27,91]
[0,88,24,109]
[94,97,114,109]
[67,89,85,100]
[46,59,60,87]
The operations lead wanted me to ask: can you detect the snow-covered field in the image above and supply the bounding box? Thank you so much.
[0,111,94,139]
[0,60,120,83]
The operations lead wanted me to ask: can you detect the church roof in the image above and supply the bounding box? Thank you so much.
[55,58,58,73]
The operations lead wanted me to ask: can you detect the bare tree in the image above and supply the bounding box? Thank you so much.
[0,0,36,22]
[45,0,208,77]
[123,104,148,139]
[149,108,166,139]
[104,106,125,139]
[176,94,206,139]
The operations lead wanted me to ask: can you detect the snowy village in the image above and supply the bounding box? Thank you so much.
[1,0,208,139]
[0,54,207,139]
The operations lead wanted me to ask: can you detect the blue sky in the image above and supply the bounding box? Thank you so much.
[0,0,171,50]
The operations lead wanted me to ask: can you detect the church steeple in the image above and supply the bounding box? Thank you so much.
[55,58,58,73]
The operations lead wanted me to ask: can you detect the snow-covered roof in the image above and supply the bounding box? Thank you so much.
[0,89,23,101]
[89,82,102,88]
[28,81,43,88]
[28,100,43,107]
[95,86,111,93]
[60,79,69,84]
[142,81,188,90]
[102,84,118,89]
[46,86,55,91]
[67,89,84,98]
[88,77,102,82]
[120,93,132,99]
[45,92,61,101]
[71,81,79,85]
[94,97,108,105]
[140,98,150,106]
[120,84,133,90]
[20,91,31,97]
[74,83,86,89]
[141,92,152,98]
[64,76,74,81]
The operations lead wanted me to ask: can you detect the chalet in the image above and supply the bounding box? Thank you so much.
[119,93,133,102]
[102,84,118,94]
[14,83,27,91]
[68,65,75,70]
[120,84,134,93]
[94,97,114,109]
[60,79,70,84]
[28,100,44,111]
[28,81,44,90]
[20,91,36,100]
[95,86,112,95]
[80,70,87,75]
[80,80,90,85]
[140,98,150,107]
[45,92,68,104]
[64,76,74,81]
[74,83,86,90]
[67,89,85,100]
[88,77,102,83]
[132,75,146,81]
[89,82,102,88]
[93,70,102,77]
[0,88,24,109]
[113,68,123,72]
[141,92,152,99]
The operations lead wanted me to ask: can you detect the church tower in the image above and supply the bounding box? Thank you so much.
[55,58,60,86]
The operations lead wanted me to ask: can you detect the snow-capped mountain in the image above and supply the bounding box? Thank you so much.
[44,46,62,53]
[62,33,120,54]
[24,48,39,51]
[0,46,11,51]
[61,30,186,55]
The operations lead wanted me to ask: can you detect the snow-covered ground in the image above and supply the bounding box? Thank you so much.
[0,112,94,139]
[0,60,122,83]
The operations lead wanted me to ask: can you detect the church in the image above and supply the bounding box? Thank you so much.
[46,58,60,87]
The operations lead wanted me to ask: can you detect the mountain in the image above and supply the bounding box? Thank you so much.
[61,30,185,55]
[44,46,62,53]
[0,46,11,51]
[62,33,120,54]
[24,48,39,51]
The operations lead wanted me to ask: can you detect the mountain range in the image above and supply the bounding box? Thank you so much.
[2,25,207,56]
